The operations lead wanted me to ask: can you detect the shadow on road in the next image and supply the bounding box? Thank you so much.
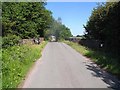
[85,62,120,89]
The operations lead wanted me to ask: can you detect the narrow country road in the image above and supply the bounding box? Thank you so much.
[22,42,120,88]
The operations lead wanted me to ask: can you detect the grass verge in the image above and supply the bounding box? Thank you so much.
[63,41,120,78]
[0,37,2,89]
[2,41,47,89]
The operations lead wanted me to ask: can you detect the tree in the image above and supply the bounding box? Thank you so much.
[45,18,72,40]
[2,2,53,38]
[84,2,120,55]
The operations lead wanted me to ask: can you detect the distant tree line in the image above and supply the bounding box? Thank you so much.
[84,2,120,56]
[45,18,72,41]
[2,2,72,47]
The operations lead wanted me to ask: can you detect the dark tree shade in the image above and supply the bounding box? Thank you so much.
[84,2,120,55]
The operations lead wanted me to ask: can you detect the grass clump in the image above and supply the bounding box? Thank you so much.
[64,41,120,77]
[2,41,47,88]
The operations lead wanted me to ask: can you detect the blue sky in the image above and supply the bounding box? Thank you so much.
[45,2,101,36]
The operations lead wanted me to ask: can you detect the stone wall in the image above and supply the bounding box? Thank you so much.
[19,37,44,45]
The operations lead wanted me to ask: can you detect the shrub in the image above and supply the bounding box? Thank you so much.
[2,35,21,48]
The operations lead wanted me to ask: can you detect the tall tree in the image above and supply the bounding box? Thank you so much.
[2,2,53,38]
[84,2,120,55]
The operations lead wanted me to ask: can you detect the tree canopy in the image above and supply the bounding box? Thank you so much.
[2,2,72,41]
[2,2,53,38]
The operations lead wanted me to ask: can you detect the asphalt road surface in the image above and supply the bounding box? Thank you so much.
[22,42,120,88]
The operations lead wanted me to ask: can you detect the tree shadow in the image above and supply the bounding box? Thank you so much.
[85,62,120,89]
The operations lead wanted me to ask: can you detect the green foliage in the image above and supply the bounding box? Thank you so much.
[64,41,120,77]
[2,2,53,38]
[0,37,1,89]
[2,35,21,48]
[2,41,47,88]
[84,2,120,56]
[2,2,71,41]
[45,18,72,40]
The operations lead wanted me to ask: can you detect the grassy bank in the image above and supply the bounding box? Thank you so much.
[2,41,47,88]
[64,41,120,78]
[0,37,2,89]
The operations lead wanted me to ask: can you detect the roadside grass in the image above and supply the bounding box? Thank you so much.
[0,36,2,89]
[63,41,120,78]
[2,41,47,89]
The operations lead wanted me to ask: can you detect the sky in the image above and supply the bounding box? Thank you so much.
[45,2,103,36]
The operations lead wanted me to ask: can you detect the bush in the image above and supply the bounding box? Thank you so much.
[2,35,21,48]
